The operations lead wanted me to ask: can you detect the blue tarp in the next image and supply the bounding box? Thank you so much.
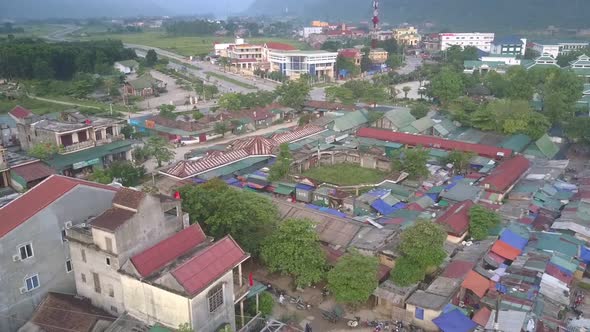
[367,188,390,197]
[296,184,315,191]
[426,193,439,201]
[499,229,528,251]
[371,199,398,215]
[581,246,590,264]
[306,204,321,210]
[225,178,239,185]
[433,310,477,332]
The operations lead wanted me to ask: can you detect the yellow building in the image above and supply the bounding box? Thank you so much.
[393,26,421,46]
[369,48,389,64]
[311,20,329,27]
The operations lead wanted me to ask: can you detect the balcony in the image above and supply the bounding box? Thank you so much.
[61,140,95,154]
[96,134,124,146]
[234,278,250,303]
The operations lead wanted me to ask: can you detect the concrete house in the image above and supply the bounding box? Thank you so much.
[0,175,118,331]
[67,188,186,316]
[114,60,140,74]
[0,144,9,189]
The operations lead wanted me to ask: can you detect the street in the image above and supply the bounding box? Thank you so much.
[396,55,423,75]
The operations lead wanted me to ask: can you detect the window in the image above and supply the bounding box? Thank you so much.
[61,229,67,243]
[25,274,40,291]
[81,273,86,283]
[108,285,114,297]
[110,306,118,313]
[81,249,86,263]
[93,272,101,293]
[207,284,224,313]
[415,307,424,320]
[65,260,72,273]
[19,243,34,260]
[105,237,113,253]
[106,257,111,266]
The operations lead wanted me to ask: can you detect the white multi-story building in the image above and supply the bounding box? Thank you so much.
[267,50,338,80]
[533,41,589,58]
[490,36,527,56]
[227,44,263,70]
[440,32,495,52]
[302,26,324,38]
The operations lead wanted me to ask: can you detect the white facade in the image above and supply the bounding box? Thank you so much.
[440,32,495,52]
[267,50,338,79]
[533,42,589,58]
[302,27,324,38]
[532,43,560,58]
[481,55,521,65]
[214,38,246,57]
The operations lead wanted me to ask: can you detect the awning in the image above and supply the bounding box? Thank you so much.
[274,184,294,195]
[433,310,477,332]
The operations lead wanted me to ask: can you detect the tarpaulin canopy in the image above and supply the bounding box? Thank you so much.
[433,309,477,332]
[581,246,590,264]
[371,199,398,215]
[499,229,528,251]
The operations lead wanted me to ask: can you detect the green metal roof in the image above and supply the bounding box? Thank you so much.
[129,74,159,90]
[332,109,368,132]
[197,156,271,180]
[499,134,532,152]
[383,109,415,128]
[274,184,294,195]
[117,59,140,68]
[531,134,559,159]
[409,117,434,132]
[46,140,134,171]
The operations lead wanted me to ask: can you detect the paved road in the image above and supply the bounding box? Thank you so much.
[44,24,80,42]
[396,55,423,75]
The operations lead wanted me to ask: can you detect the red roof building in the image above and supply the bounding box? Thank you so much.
[490,240,521,261]
[441,260,476,279]
[461,270,493,298]
[0,175,116,238]
[479,155,530,194]
[171,235,249,296]
[9,105,34,119]
[436,200,474,238]
[10,161,55,187]
[339,48,361,58]
[264,42,297,51]
[356,128,513,158]
[131,224,207,278]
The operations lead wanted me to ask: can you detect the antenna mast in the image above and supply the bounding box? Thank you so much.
[371,0,379,49]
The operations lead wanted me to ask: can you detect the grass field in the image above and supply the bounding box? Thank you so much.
[204,72,257,90]
[0,96,132,115]
[82,31,309,56]
[301,163,388,186]
[1,24,64,38]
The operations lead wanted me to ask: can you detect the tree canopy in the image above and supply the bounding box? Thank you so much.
[275,78,311,110]
[218,91,276,111]
[327,250,379,305]
[469,205,501,240]
[268,143,292,181]
[260,218,326,287]
[145,136,175,167]
[470,99,550,139]
[178,180,279,255]
[145,49,158,67]
[429,66,464,106]
[391,147,429,180]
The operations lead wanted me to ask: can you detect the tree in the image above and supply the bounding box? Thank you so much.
[321,40,342,52]
[193,111,204,120]
[158,104,176,119]
[202,84,219,100]
[177,323,192,332]
[505,66,534,100]
[145,49,158,67]
[268,143,292,181]
[484,71,510,98]
[298,114,312,126]
[336,56,359,77]
[429,67,464,106]
[218,57,230,71]
[145,136,175,167]
[28,142,60,160]
[178,180,279,255]
[469,205,501,240]
[402,86,412,99]
[565,117,590,144]
[325,86,355,104]
[246,291,274,316]
[109,161,146,187]
[88,168,113,184]
[121,125,135,140]
[542,70,583,123]
[386,54,403,69]
[391,220,446,286]
[444,151,474,173]
[261,218,326,287]
[214,122,229,137]
[327,250,378,305]
[275,78,311,110]
[391,147,429,180]
[218,93,243,111]
[410,103,429,118]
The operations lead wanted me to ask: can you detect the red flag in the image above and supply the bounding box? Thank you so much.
[174,191,181,199]
[249,272,253,286]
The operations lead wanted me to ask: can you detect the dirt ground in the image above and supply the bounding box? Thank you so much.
[247,262,388,332]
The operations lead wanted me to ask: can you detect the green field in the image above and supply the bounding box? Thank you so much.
[1,24,64,38]
[82,31,309,56]
[301,164,388,186]
[204,72,257,90]
[0,96,132,116]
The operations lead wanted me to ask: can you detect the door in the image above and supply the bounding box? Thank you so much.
[199,133,207,142]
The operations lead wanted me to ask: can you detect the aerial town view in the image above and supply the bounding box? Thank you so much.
[1,0,590,331]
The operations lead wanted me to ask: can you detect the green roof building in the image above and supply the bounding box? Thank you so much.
[524,134,559,159]
[374,107,415,131]
[569,54,590,80]
[523,53,560,70]
[331,109,369,132]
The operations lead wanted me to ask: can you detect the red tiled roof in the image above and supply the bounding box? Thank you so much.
[112,187,145,210]
[304,100,355,111]
[339,48,361,58]
[472,307,492,327]
[90,207,135,232]
[9,105,33,119]
[442,260,475,279]
[377,264,392,282]
[405,203,425,211]
[490,240,521,261]
[0,175,117,238]
[479,155,530,193]
[545,263,573,285]
[172,236,249,296]
[436,200,474,236]
[356,128,513,158]
[461,270,493,298]
[265,42,297,51]
[131,224,207,278]
[10,161,55,183]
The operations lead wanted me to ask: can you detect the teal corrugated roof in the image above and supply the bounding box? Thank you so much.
[499,134,532,152]
[383,109,415,128]
[45,140,134,171]
[332,109,368,132]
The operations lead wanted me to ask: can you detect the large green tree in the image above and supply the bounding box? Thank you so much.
[542,70,583,123]
[145,49,158,67]
[429,67,464,106]
[468,205,501,240]
[327,250,379,305]
[391,147,429,180]
[505,66,534,101]
[145,136,175,167]
[268,143,292,181]
[261,218,326,287]
[178,180,279,255]
[275,78,311,110]
[444,151,475,173]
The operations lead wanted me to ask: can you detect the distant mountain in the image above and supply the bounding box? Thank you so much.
[247,0,590,31]
[0,0,168,19]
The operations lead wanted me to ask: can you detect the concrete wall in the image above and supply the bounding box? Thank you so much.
[405,304,441,331]
[0,186,116,331]
[122,275,191,329]
[190,270,236,332]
